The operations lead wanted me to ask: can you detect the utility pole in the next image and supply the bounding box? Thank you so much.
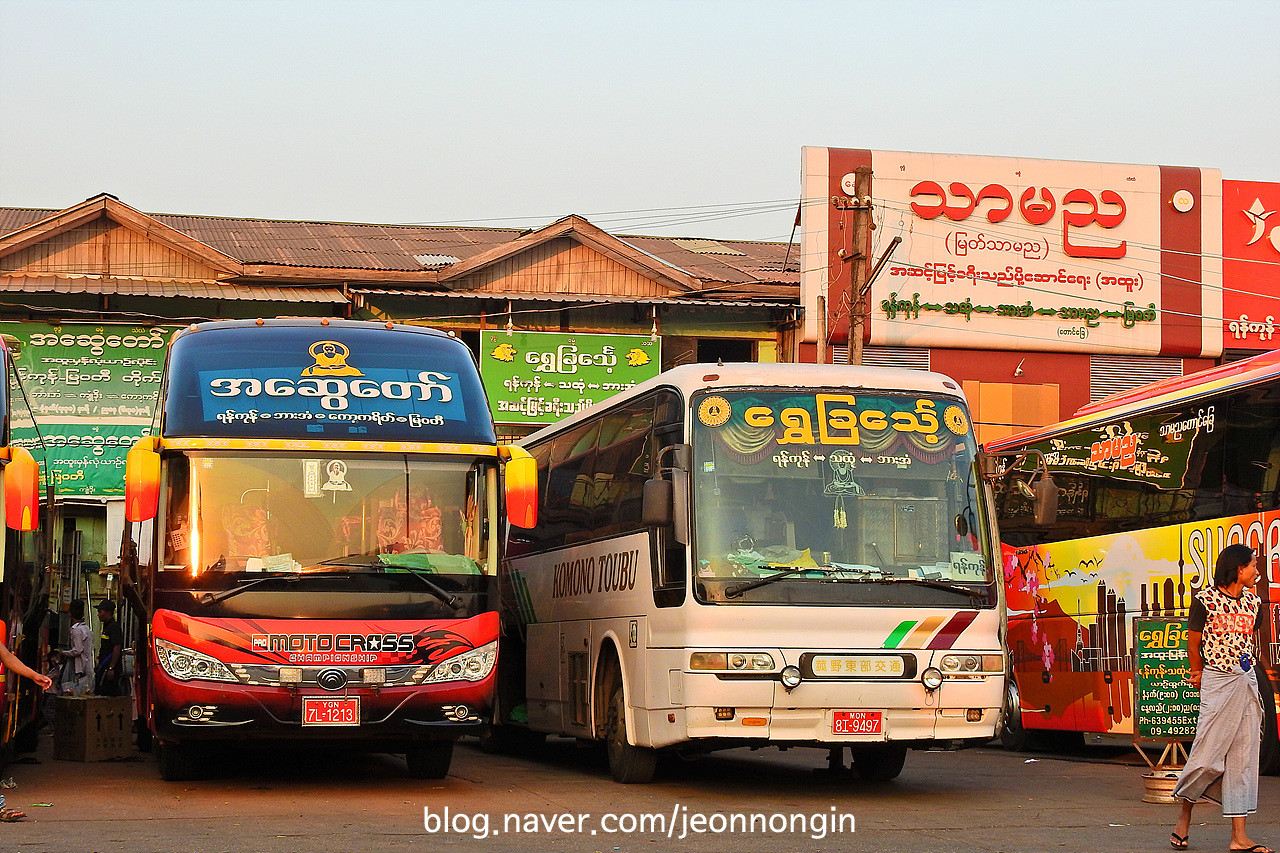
[833,167,873,365]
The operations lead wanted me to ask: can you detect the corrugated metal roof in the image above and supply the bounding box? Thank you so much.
[0,275,345,302]
[351,288,794,308]
[0,205,800,285]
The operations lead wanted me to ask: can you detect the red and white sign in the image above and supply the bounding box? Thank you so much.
[1222,180,1280,350]
[801,148,1223,357]
[832,710,883,735]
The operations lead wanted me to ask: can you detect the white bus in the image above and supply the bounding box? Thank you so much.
[496,363,1008,783]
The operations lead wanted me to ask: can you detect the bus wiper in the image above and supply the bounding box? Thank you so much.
[724,565,833,598]
[199,572,302,606]
[394,566,464,613]
[851,576,990,601]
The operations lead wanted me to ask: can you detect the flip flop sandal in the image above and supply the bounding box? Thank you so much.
[1170,832,1188,850]
[0,807,26,822]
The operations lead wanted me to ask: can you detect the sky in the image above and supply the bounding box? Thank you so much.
[1,0,1277,243]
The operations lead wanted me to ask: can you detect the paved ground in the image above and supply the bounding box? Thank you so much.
[0,729,1275,853]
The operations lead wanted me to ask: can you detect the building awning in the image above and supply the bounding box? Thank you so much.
[351,288,796,309]
[0,275,347,302]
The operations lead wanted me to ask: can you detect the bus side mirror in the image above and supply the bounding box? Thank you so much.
[502,445,538,529]
[642,479,673,527]
[125,438,161,523]
[2,446,39,531]
[650,443,691,545]
[1033,476,1058,526]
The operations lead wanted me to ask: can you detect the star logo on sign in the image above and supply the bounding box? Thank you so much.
[1244,198,1280,253]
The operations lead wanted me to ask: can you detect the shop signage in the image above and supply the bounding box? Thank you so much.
[4,322,179,498]
[1222,179,1280,350]
[1133,618,1198,739]
[480,331,661,425]
[800,148,1223,357]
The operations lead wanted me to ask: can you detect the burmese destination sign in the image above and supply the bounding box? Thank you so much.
[481,331,661,426]
[4,323,180,498]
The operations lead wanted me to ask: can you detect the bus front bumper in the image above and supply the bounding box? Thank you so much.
[150,670,495,743]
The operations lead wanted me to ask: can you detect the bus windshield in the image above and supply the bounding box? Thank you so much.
[158,452,493,589]
[690,389,992,605]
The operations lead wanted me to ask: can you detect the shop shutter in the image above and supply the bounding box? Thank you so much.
[1089,355,1185,403]
[834,346,930,370]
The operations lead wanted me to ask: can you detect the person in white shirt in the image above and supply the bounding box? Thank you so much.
[59,600,94,696]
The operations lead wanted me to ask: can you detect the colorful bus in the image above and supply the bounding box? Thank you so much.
[989,349,1280,769]
[497,363,1007,783]
[0,335,43,762]
[122,319,535,780]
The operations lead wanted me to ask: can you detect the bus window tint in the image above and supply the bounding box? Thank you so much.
[158,453,490,583]
[690,390,989,604]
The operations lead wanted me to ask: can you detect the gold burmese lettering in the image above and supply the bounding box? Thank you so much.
[817,394,860,445]
[744,406,774,427]
[777,407,815,444]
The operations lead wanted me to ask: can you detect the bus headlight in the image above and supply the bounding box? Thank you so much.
[155,638,239,683]
[690,652,775,672]
[940,654,1003,674]
[419,641,497,684]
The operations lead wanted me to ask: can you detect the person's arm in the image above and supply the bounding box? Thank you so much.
[0,642,53,690]
[1186,629,1203,688]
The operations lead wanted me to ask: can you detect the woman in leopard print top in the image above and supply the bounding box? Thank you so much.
[1170,543,1271,853]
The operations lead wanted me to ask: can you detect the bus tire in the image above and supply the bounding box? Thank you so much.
[999,681,1029,752]
[157,741,200,781]
[1257,669,1280,775]
[852,744,907,781]
[605,684,657,784]
[406,741,453,779]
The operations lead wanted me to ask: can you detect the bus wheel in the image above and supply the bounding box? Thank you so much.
[852,744,907,781]
[999,681,1029,752]
[157,741,200,782]
[406,741,454,779]
[1257,669,1280,775]
[605,685,657,784]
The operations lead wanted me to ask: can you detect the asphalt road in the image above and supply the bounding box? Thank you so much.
[0,731,1274,853]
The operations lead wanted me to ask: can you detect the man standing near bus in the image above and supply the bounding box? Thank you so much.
[58,600,94,695]
[95,600,123,696]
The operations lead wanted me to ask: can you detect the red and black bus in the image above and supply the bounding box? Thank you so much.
[123,319,534,780]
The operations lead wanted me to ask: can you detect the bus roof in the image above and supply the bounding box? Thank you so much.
[988,348,1280,451]
[520,362,967,445]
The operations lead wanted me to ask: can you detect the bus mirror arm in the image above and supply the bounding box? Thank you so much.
[647,444,691,544]
[978,449,1058,526]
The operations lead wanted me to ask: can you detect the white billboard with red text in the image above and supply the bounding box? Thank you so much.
[801,148,1222,357]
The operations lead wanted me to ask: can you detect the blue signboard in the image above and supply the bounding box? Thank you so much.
[163,322,495,444]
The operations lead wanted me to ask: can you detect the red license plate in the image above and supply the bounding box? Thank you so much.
[302,697,360,727]
[833,710,883,735]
